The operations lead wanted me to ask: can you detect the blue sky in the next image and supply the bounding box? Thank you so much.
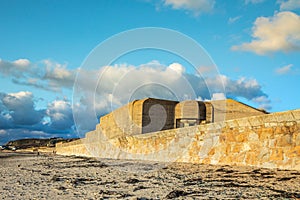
[0,0,300,144]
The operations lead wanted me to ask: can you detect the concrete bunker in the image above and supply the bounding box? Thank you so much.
[98,98,266,139]
[175,100,206,128]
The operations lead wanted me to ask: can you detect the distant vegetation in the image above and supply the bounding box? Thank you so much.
[3,138,79,150]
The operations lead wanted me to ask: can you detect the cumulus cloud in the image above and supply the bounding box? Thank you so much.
[0,113,12,129]
[232,11,300,55]
[163,0,215,15]
[0,91,76,143]
[0,58,271,135]
[275,64,293,75]
[279,0,300,11]
[42,60,76,90]
[85,63,270,111]
[206,75,269,103]
[0,58,270,112]
[46,100,73,130]
[0,58,31,78]
[0,58,77,92]
[1,91,44,125]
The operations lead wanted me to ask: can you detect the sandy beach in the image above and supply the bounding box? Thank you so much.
[0,152,299,199]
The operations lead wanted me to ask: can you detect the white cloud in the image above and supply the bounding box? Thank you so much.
[211,93,226,100]
[168,62,185,74]
[275,64,293,74]
[252,95,271,110]
[206,76,268,101]
[279,0,300,11]
[96,63,269,109]
[91,62,198,112]
[46,100,73,130]
[0,58,271,133]
[0,58,77,92]
[163,0,215,15]
[13,59,30,67]
[0,58,32,78]
[43,60,76,90]
[0,59,270,109]
[1,91,44,125]
[0,91,76,140]
[232,11,300,55]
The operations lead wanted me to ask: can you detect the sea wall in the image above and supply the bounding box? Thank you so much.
[56,109,300,170]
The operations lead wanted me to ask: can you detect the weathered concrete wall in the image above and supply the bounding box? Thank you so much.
[211,99,266,122]
[57,109,300,170]
[204,102,214,123]
[98,99,146,139]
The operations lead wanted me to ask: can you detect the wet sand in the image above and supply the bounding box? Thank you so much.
[0,152,299,199]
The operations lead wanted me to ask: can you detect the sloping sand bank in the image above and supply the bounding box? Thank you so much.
[0,152,299,199]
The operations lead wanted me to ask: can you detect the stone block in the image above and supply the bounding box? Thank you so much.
[235,132,248,143]
[236,118,251,127]
[274,126,283,135]
[285,121,297,127]
[242,143,251,151]
[289,124,299,134]
[262,114,277,123]
[249,142,261,150]
[264,122,278,128]
[248,117,262,127]
[270,148,284,161]
[219,133,227,143]
[258,127,274,140]
[293,132,300,146]
[245,152,258,165]
[234,152,246,164]
[225,144,232,154]
[275,112,295,122]
[291,110,300,120]
[226,120,239,128]
[221,154,235,164]
[231,143,244,153]
[262,140,268,147]
[237,127,246,133]
[286,146,300,158]
[275,134,293,147]
[248,132,259,141]
[208,148,215,156]
[225,132,236,142]
[258,147,270,162]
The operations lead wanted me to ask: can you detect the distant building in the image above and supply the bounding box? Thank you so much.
[98,98,266,139]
